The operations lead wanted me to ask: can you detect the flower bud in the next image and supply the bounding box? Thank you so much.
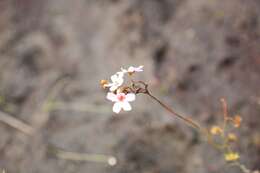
[233,115,242,128]
[227,133,237,142]
[100,80,108,89]
[210,126,223,135]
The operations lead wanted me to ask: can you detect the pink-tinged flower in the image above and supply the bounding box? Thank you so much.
[121,65,143,75]
[104,72,124,91]
[106,92,136,113]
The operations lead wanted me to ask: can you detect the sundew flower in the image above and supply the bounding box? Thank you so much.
[121,65,143,75]
[103,72,124,91]
[101,65,144,113]
[106,92,136,113]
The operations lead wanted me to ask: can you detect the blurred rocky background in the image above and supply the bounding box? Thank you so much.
[0,0,260,172]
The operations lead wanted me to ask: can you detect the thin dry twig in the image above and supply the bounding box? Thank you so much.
[0,76,70,135]
[0,110,34,135]
[221,98,228,120]
[147,92,201,130]
[52,148,117,166]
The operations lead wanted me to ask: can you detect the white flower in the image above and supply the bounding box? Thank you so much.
[104,72,124,91]
[121,65,143,74]
[106,92,136,113]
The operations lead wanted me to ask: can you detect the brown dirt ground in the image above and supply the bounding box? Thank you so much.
[0,0,260,173]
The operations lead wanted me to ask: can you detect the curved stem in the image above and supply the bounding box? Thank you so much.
[144,89,230,149]
[145,91,201,130]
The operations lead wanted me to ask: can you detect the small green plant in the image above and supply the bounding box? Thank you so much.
[101,65,259,173]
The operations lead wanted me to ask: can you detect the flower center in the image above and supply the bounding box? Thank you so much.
[117,93,126,102]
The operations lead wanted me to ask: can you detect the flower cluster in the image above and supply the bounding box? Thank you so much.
[209,99,243,162]
[100,66,143,113]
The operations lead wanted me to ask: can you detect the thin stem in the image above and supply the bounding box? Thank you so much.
[146,91,201,130]
[144,89,228,149]
[221,98,228,138]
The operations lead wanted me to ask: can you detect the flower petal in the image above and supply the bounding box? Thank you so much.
[122,102,132,111]
[117,77,124,86]
[104,83,113,87]
[128,66,135,73]
[111,74,118,82]
[106,92,117,102]
[110,85,118,91]
[117,71,125,78]
[120,68,127,73]
[113,102,122,113]
[136,65,144,71]
[125,93,136,102]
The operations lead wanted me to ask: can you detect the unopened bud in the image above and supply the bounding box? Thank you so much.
[100,80,108,89]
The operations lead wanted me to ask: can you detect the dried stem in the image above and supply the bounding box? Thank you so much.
[145,91,201,130]
[221,98,228,137]
[51,148,117,166]
[0,110,34,135]
[131,81,201,130]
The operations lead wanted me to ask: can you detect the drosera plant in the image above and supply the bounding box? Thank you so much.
[100,65,259,173]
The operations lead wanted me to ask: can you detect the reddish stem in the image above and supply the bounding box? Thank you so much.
[145,91,201,130]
